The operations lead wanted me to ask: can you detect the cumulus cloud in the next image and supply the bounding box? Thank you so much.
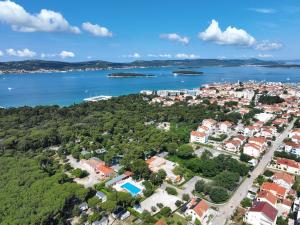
[0,50,3,57]
[255,40,282,51]
[6,48,36,57]
[198,19,256,46]
[160,33,189,45]
[249,8,276,14]
[175,53,199,59]
[122,53,141,58]
[258,53,273,58]
[82,22,112,37]
[147,53,172,58]
[59,51,75,59]
[0,0,80,33]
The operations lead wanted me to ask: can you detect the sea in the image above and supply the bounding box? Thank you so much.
[0,66,300,108]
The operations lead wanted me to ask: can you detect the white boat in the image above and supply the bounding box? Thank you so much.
[84,95,112,102]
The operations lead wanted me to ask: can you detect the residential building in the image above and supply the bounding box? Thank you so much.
[256,190,277,208]
[185,198,210,224]
[271,158,300,175]
[260,182,287,199]
[272,172,295,190]
[284,142,300,157]
[190,131,208,143]
[218,121,233,133]
[244,201,278,225]
[243,143,262,158]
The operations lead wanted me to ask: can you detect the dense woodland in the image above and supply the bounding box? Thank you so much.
[0,94,249,223]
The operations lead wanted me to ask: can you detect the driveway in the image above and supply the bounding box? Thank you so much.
[67,155,102,188]
[211,119,296,225]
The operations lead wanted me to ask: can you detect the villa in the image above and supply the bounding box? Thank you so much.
[269,158,300,175]
[146,156,181,183]
[185,198,210,224]
[190,131,208,143]
[260,182,287,199]
[272,172,295,190]
[244,202,278,225]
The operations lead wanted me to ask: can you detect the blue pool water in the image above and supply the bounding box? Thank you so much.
[121,182,142,196]
[0,66,300,107]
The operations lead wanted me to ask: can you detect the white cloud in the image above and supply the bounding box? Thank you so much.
[6,48,36,57]
[82,22,112,37]
[198,19,256,46]
[0,50,3,57]
[122,52,141,58]
[258,53,273,58]
[147,53,172,58]
[41,53,56,58]
[59,51,75,59]
[0,0,80,33]
[175,53,199,59]
[160,33,189,45]
[249,8,276,14]
[255,40,282,51]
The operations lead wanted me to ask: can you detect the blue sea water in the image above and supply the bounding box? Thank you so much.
[0,66,299,107]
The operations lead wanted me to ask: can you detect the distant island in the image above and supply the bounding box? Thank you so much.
[173,70,204,76]
[107,72,156,78]
[0,58,282,74]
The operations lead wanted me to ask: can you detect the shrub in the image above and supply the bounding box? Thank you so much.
[166,187,178,195]
[71,168,89,178]
[160,207,171,217]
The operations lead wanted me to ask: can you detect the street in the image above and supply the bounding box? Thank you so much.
[211,119,296,225]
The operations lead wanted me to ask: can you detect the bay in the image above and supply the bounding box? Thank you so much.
[0,66,299,107]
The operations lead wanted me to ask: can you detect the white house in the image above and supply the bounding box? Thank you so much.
[244,202,278,225]
[202,119,217,130]
[243,143,262,158]
[185,198,210,224]
[190,131,208,144]
[284,142,300,156]
[218,121,233,133]
[272,172,295,190]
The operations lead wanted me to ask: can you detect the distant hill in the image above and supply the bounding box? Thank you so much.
[0,58,281,74]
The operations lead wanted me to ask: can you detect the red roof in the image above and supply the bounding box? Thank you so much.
[273,172,295,185]
[257,190,277,205]
[248,137,267,145]
[261,182,287,197]
[97,165,113,175]
[191,131,206,137]
[249,202,278,222]
[276,158,300,169]
[192,199,209,218]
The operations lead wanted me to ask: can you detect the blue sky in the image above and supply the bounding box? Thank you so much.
[0,0,299,62]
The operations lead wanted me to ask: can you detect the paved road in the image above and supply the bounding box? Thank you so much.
[212,119,295,225]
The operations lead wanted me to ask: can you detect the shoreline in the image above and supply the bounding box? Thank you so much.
[1,81,299,109]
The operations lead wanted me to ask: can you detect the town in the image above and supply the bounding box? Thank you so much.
[39,81,300,225]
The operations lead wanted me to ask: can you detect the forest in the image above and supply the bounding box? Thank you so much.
[0,93,247,223]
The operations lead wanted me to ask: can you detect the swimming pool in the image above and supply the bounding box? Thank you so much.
[121,182,142,196]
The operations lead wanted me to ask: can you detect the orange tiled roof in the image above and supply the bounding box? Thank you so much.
[257,190,277,205]
[261,182,287,197]
[98,165,113,175]
[192,199,209,218]
[276,158,300,169]
[191,131,206,137]
[273,172,295,185]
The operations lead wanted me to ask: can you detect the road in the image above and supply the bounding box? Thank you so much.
[212,119,295,225]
